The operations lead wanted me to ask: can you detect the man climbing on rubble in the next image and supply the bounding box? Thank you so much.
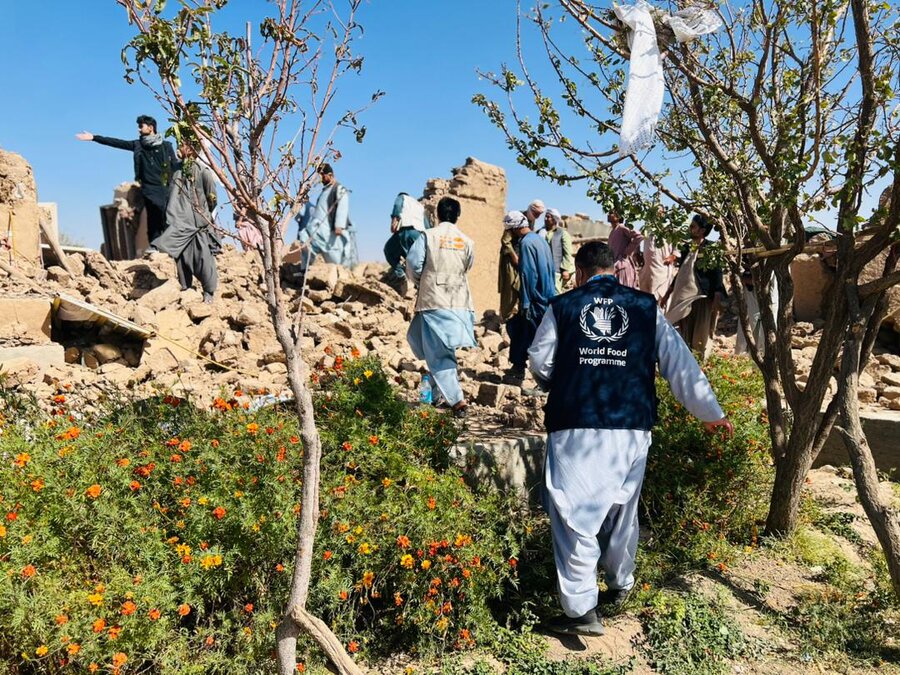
[152,142,220,304]
[504,210,556,384]
[76,115,177,243]
[383,192,430,295]
[405,196,475,418]
[528,242,732,636]
[296,163,358,269]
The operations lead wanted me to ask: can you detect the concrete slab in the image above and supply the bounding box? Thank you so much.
[0,344,65,367]
[451,425,546,503]
[816,409,900,474]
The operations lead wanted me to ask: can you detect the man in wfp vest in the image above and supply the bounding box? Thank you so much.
[528,242,733,636]
[405,197,476,418]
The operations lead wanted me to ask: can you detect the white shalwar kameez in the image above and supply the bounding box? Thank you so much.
[528,305,724,617]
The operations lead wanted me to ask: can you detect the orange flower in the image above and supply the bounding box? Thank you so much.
[342,441,353,451]
[351,347,361,358]
[129,480,141,491]
[148,608,161,621]
[67,643,81,656]
[89,664,99,673]
[297,664,306,673]
[212,506,226,520]
[92,618,106,633]
[246,423,259,434]
[339,590,349,601]
[115,458,130,468]
[276,446,287,462]
[21,565,36,578]
[177,603,191,616]
[13,452,30,468]
[108,625,122,640]
[362,571,375,588]
[204,635,215,647]
[112,652,127,667]
[244,603,254,613]
[55,614,69,625]
[35,645,49,656]
[427,496,436,510]
[6,511,19,522]
[421,560,432,570]
[170,454,183,463]
[30,478,45,492]
[275,564,285,573]
[53,394,67,404]
[211,439,220,448]
[347,640,359,653]
[121,601,137,616]
[509,557,518,568]
[323,550,333,561]
[394,592,404,606]
[85,484,102,499]
[368,435,379,445]
[180,498,191,508]
[179,440,192,452]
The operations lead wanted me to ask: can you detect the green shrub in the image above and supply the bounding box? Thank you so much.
[0,355,522,673]
[641,354,772,578]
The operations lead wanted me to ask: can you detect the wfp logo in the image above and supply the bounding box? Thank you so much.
[579,300,629,343]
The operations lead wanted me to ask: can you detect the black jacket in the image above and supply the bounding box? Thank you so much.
[92,135,178,207]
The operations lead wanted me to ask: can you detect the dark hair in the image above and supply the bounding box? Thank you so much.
[318,163,334,176]
[693,214,713,237]
[574,241,615,273]
[136,115,157,132]
[437,197,461,224]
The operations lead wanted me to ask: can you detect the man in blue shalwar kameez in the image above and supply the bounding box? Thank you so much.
[297,163,358,269]
[528,242,733,636]
[504,211,557,382]
[405,197,476,418]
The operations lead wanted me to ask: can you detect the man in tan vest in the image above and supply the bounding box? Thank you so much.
[405,197,476,417]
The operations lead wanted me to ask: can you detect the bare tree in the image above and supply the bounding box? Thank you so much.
[475,0,900,594]
[116,1,381,672]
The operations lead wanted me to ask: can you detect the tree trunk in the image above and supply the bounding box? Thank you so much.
[836,311,900,598]
[765,440,817,535]
[260,258,362,675]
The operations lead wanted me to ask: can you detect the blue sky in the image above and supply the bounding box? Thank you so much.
[0,1,607,261]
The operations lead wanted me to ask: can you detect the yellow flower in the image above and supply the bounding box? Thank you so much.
[200,554,223,569]
[400,554,414,569]
[21,534,32,545]
[175,544,192,557]
[358,542,372,555]
[421,560,432,570]
[87,593,104,606]
[0,525,6,538]
[35,645,48,656]
[362,571,375,588]
[364,370,374,379]
[436,617,449,631]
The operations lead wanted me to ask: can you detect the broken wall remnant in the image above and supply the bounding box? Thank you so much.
[100,182,145,260]
[421,157,508,315]
[563,212,611,241]
[0,148,43,269]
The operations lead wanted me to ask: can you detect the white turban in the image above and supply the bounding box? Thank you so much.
[503,211,528,230]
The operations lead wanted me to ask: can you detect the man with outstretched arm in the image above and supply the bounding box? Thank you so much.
[76,115,177,243]
[528,242,733,636]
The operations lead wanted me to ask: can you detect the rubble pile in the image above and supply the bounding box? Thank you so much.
[0,247,547,427]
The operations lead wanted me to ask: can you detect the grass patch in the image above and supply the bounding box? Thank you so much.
[640,591,756,675]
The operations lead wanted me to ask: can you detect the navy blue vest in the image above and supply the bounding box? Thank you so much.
[544,275,658,432]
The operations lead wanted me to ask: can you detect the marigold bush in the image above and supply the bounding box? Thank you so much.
[0,356,522,673]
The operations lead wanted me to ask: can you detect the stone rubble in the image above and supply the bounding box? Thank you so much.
[0,246,548,428]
